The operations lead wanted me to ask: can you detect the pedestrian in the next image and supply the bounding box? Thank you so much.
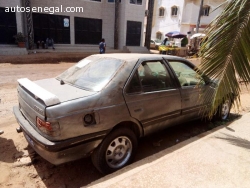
[46,37,55,50]
[99,38,106,54]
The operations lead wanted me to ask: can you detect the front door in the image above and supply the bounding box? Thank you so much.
[124,59,181,135]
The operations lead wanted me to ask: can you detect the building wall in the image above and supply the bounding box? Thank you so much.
[31,0,116,46]
[126,1,146,48]
[151,0,227,40]
[182,0,226,34]
[1,0,146,49]
[151,0,185,40]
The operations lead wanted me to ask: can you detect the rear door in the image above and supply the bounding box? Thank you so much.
[123,58,182,136]
[166,60,209,120]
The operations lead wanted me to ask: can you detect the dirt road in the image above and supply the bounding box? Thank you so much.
[0,61,250,188]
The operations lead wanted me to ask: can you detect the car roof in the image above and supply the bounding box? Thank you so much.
[91,53,187,62]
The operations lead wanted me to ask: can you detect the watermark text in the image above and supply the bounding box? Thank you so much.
[5,5,83,14]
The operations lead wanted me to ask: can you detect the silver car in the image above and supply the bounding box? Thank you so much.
[13,54,232,174]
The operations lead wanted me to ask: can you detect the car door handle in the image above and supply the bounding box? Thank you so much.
[134,108,142,113]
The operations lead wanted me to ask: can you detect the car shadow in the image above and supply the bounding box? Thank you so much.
[30,113,241,187]
[0,136,23,163]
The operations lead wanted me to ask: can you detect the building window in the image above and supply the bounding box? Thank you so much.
[75,17,102,44]
[108,0,121,2]
[33,13,70,44]
[171,6,178,16]
[201,6,210,16]
[156,32,162,40]
[0,7,17,44]
[130,0,142,5]
[159,7,165,17]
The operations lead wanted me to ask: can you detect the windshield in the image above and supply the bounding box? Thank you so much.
[57,56,123,91]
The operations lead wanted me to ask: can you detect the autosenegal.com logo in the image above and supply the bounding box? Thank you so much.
[5,5,83,14]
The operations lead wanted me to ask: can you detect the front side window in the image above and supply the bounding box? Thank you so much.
[130,0,142,5]
[169,61,205,87]
[127,61,175,93]
[171,6,178,16]
[57,57,123,91]
[201,6,210,16]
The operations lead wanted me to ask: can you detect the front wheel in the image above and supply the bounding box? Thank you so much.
[91,128,138,174]
[216,99,232,120]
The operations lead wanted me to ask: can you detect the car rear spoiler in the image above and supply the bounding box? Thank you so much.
[18,78,61,106]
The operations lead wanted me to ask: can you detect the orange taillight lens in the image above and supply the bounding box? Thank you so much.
[36,117,52,131]
[36,117,60,137]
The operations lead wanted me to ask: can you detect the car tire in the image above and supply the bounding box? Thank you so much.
[91,127,138,174]
[215,99,232,120]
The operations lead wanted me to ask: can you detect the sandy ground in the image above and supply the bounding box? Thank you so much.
[0,53,249,188]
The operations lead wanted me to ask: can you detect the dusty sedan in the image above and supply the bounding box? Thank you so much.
[13,54,231,174]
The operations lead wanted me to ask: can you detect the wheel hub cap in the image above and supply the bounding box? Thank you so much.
[105,136,132,169]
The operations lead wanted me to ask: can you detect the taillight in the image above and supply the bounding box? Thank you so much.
[36,117,60,137]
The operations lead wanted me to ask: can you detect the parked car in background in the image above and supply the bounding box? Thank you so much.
[13,54,233,174]
[150,39,162,50]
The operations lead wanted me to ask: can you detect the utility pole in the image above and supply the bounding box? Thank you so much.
[114,0,119,49]
[145,0,154,50]
[196,0,204,33]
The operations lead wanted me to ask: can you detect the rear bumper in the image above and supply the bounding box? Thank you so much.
[13,106,106,165]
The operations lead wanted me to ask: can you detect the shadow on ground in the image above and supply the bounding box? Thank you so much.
[215,133,250,150]
[29,113,241,187]
[0,136,23,163]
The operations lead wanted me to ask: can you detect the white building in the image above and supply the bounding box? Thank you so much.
[0,0,147,53]
[150,0,227,40]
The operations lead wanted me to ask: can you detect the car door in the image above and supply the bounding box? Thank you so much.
[166,60,210,120]
[123,59,182,136]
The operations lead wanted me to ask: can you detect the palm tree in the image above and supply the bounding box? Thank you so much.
[199,0,250,118]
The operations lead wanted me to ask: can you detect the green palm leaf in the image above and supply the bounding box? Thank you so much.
[199,0,250,118]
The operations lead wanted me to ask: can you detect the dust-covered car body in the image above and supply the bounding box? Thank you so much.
[13,54,228,174]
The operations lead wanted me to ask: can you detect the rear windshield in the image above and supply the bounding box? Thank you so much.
[57,56,123,92]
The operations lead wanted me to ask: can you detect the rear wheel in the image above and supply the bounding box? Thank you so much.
[91,128,138,174]
[216,99,232,120]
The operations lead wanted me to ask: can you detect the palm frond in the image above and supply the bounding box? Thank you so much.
[199,0,250,118]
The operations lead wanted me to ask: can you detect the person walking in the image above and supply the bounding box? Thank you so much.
[99,38,106,54]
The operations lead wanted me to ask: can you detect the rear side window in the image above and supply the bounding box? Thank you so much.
[169,61,205,87]
[126,61,175,93]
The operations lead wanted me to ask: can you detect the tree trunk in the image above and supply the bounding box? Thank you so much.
[24,0,34,49]
[114,0,119,49]
[145,0,154,50]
